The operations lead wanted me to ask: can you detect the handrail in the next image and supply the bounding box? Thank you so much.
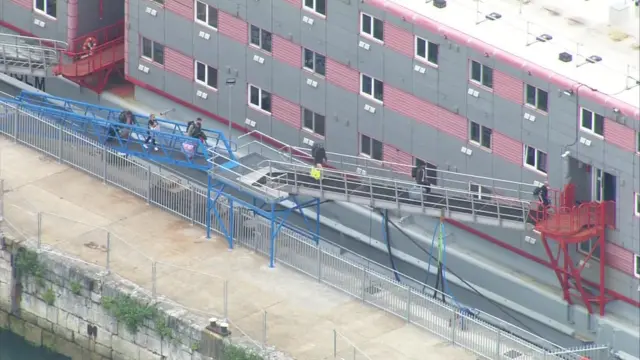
[236,130,539,200]
[0,32,68,51]
[16,90,239,154]
[66,20,124,54]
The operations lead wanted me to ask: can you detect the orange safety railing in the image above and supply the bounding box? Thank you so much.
[67,20,125,55]
[529,200,615,238]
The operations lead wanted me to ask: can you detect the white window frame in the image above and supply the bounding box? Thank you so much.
[469,182,489,200]
[578,238,601,261]
[250,25,272,53]
[634,253,640,279]
[525,84,549,112]
[141,37,164,65]
[194,60,218,90]
[523,145,547,174]
[415,36,438,66]
[248,84,271,114]
[303,0,326,16]
[303,48,326,76]
[34,0,57,19]
[360,73,383,103]
[360,12,383,42]
[194,0,218,30]
[360,134,383,160]
[469,121,492,150]
[302,108,325,137]
[470,60,493,89]
[635,192,640,217]
[580,107,605,137]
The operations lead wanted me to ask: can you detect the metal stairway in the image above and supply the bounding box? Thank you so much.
[0,91,236,170]
[0,33,67,77]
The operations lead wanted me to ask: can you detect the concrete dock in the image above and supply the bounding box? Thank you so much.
[0,137,474,359]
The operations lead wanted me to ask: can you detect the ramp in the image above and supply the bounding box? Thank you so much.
[0,96,236,171]
[0,33,67,77]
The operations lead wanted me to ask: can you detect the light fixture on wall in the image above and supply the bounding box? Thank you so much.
[561,150,571,158]
[563,89,574,96]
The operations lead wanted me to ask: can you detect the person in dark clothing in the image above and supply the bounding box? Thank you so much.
[143,114,159,151]
[533,181,550,207]
[413,164,432,194]
[311,143,327,167]
[186,117,207,142]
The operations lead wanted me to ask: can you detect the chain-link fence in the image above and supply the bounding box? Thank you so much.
[0,101,613,360]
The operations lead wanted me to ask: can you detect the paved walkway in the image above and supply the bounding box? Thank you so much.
[0,137,474,359]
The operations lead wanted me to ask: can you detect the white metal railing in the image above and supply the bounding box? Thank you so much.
[237,130,539,202]
[0,103,612,360]
[0,33,67,76]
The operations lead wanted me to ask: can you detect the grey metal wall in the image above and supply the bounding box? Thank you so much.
[0,0,68,42]
[76,0,125,38]
[127,0,640,303]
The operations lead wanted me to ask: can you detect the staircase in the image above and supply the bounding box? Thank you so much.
[0,33,67,77]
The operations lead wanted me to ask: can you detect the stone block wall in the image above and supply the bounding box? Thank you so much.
[0,236,234,360]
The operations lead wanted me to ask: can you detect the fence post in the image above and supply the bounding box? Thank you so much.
[262,311,267,347]
[12,110,17,142]
[36,212,42,249]
[333,329,337,358]
[360,269,366,302]
[450,309,456,345]
[495,328,501,359]
[146,165,152,204]
[223,280,228,321]
[102,150,108,184]
[0,179,4,222]
[316,246,322,281]
[106,232,111,274]
[57,125,63,163]
[406,287,411,323]
[151,261,157,298]
[190,185,195,225]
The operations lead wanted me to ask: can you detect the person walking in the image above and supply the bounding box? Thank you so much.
[143,114,159,151]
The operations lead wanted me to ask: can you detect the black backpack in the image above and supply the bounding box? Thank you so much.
[118,111,127,124]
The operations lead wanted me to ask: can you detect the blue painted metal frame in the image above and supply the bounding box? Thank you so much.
[2,98,227,171]
[3,93,323,269]
[16,90,237,160]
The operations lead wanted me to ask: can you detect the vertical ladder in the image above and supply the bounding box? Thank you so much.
[0,33,68,77]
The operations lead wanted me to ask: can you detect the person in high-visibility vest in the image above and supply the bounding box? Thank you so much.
[310,166,322,180]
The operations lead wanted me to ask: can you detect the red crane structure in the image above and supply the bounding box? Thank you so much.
[529,184,616,316]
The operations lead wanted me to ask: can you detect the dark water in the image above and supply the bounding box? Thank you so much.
[0,329,69,360]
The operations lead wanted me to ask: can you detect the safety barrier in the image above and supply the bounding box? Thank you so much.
[0,102,612,360]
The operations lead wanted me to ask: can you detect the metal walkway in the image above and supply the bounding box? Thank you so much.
[1,91,236,170]
[6,91,539,230]
[0,33,67,77]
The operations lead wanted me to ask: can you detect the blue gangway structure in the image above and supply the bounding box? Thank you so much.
[3,90,537,269]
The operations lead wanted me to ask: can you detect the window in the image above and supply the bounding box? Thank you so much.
[524,145,547,174]
[303,49,326,76]
[637,131,640,153]
[360,134,383,160]
[141,37,165,65]
[525,85,549,112]
[634,254,640,279]
[470,60,493,89]
[415,36,439,65]
[635,192,640,216]
[248,85,271,113]
[250,25,272,52]
[195,1,218,29]
[469,183,492,201]
[469,121,492,149]
[580,108,604,136]
[303,108,325,136]
[578,238,601,261]
[360,13,383,42]
[34,0,56,18]
[303,0,326,16]
[195,61,218,89]
[360,74,383,102]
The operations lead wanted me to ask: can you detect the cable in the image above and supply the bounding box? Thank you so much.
[385,215,543,338]
[422,221,440,292]
[380,210,401,282]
